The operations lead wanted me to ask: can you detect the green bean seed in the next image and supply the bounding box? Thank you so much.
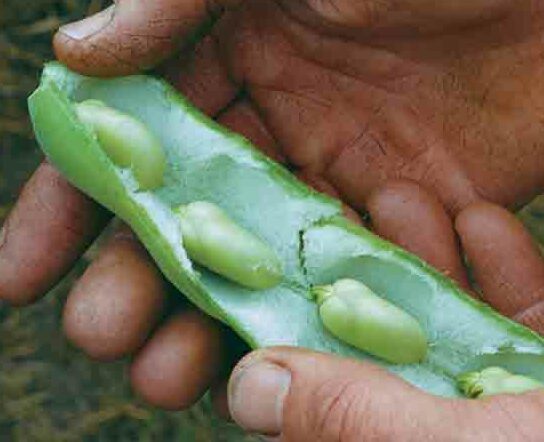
[75,100,166,190]
[174,201,283,290]
[312,279,427,364]
[457,367,544,398]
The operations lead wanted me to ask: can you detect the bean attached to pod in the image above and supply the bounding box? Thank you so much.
[312,279,428,364]
[75,100,166,190]
[457,367,544,398]
[174,201,283,290]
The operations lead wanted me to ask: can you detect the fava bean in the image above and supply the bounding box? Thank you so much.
[75,100,166,190]
[457,367,544,398]
[313,279,427,364]
[174,202,283,290]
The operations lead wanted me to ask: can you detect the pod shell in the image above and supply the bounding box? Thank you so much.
[27,63,544,399]
[175,202,283,290]
[457,367,544,398]
[316,279,427,364]
[75,100,166,190]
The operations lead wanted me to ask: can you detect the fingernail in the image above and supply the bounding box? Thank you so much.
[59,5,115,40]
[228,361,291,436]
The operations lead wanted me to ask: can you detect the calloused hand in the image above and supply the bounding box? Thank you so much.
[2,1,544,439]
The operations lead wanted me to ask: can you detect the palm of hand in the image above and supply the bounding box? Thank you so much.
[214,1,544,213]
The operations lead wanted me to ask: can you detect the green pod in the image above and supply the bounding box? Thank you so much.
[457,367,544,398]
[75,99,166,190]
[174,201,283,290]
[313,279,427,364]
[28,63,544,398]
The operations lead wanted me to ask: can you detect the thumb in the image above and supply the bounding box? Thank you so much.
[53,0,242,77]
[226,347,512,441]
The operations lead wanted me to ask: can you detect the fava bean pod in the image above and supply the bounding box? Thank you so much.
[29,63,544,397]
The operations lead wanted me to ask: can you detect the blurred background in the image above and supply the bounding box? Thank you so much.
[0,1,255,440]
[3,1,544,441]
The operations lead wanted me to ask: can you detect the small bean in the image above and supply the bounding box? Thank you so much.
[457,367,544,398]
[75,100,166,190]
[312,279,427,364]
[174,201,283,290]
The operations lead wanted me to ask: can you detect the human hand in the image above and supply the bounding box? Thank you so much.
[225,346,544,440]
[2,0,544,436]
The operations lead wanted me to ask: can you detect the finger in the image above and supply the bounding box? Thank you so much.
[296,170,363,224]
[63,226,165,361]
[514,301,544,336]
[217,99,285,163]
[227,347,496,440]
[163,35,239,117]
[53,0,243,77]
[456,201,544,331]
[0,162,109,306]
[130,310,224,410]
[367,179,471,291]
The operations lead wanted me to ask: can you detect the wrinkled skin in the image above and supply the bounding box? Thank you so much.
[3,0,544,440]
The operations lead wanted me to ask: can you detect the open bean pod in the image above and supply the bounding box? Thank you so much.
[28,63,544,397]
